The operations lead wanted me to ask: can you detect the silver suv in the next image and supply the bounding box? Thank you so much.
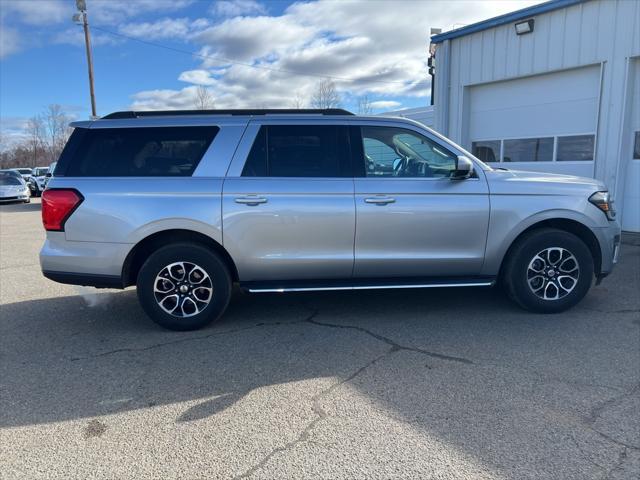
[40,109,621,330]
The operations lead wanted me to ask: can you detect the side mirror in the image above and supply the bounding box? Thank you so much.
[451,155,474,180]
[45,172,52,178]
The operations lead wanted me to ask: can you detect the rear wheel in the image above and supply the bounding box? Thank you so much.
[503,228,594,313]
[137,243,232,331]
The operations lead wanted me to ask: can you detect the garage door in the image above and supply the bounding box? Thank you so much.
[622,59,640,232]
[469,65,600,178]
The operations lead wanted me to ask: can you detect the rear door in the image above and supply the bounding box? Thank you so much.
[222,121,355,282]
[353,122,490,278]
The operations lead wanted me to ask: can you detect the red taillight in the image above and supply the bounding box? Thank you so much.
[42,189,83,231]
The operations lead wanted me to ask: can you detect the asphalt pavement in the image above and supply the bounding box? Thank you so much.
[1,198,639,479]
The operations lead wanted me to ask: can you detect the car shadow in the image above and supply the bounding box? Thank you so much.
[1,281,637,477]
[0,201,41,213]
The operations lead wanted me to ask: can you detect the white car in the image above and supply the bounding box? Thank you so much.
[0,171,31,203]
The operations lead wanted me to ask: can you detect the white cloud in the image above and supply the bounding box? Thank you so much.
[370,100,401,110]
[210,0,267,17]
[89,0,195,25]
[119,18,192,40]
[52,28,121,47]
[131,0,541,110]
[0,0,69,25]
[0,116,30,151]
[0,27,21,58]
[178,70,218,86]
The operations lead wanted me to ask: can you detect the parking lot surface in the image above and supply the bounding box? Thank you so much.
[1,199,639,479]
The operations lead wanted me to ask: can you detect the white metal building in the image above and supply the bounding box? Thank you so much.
[428,0,640,232]
[379,106,435,128]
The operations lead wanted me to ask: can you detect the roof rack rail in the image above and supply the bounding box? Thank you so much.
[102,109,354,119]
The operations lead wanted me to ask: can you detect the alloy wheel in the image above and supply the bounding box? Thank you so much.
[153,261,213,317]
[526,247,580,301]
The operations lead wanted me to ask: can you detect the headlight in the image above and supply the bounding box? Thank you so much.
[589,191,616,221]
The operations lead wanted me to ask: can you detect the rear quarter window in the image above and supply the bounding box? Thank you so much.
[64,126,218,177]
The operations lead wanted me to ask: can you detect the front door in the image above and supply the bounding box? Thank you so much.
[223,123,355,282]
[353,124,490,278]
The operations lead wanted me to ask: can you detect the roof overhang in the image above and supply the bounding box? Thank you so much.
[430,0,586,44]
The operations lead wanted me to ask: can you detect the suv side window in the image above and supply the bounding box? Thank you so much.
[64,126,218,177]
[242,125,351,177]
[359,126,457,178]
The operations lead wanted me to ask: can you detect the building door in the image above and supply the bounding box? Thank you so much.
[622,59,640,232]
[468,65,601,178]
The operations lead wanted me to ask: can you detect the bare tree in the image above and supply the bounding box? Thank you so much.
[0,104,74,168]
[290,91,306,109]
[42,104,72,162]
[194,86,215,110]
[357,95,373,115]
[310,80,341,109]
[25,116,46,167]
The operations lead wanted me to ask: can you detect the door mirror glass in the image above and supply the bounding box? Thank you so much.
[451,156,474,180]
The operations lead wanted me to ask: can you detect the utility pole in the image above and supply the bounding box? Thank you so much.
[73,0,97,118]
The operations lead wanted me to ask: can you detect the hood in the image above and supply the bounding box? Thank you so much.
[485,168,606,196]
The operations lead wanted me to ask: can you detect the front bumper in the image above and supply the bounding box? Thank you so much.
[593,221,621,280]
[0,194,30,203]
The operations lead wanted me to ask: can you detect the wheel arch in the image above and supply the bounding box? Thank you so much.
[497,217,602,279]
[122,229,239,287]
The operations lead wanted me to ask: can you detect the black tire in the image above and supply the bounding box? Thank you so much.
[136,242,232,331]
[502,228,594,313]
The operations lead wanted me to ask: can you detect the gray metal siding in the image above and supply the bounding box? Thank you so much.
[434,0,640,230]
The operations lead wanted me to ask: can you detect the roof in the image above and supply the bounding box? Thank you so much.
[102,109,354,119]
[430,0,585,44]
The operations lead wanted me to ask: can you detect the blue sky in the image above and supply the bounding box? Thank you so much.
[1,0,539,144]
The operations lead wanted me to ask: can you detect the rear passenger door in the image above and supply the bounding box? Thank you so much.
[353,123,490,278]
[222,122,355,282]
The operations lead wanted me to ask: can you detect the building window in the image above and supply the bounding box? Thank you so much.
[556,135,595,161]
[472,140,500,162]
[634,131,640,160]
[503,137,553,162]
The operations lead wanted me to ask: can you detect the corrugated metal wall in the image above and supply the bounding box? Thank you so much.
[434,0,640,227]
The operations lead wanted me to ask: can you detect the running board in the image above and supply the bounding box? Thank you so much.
[243,277,495,293]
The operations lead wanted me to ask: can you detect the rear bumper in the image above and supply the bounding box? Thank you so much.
[40,233,131,286]
[42,270,124,288]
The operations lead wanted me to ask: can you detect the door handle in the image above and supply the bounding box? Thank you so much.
[364,196,396,205]
[235,196,268,206]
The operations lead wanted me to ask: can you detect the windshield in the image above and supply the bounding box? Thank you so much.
[15,168,32,175]
[0,176,23,186]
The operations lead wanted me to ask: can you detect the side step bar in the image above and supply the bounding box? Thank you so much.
[243,277,495,293]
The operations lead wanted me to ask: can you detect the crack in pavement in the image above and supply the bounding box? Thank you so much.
[68,312,318,362]
[602,448,628,480]
[581,307,640,314]
[306,317,473,365]
[232,348,395,480]
[586,384,640,426]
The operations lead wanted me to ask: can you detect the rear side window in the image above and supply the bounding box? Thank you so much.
[242,125,351,177]
[64,126,218,177]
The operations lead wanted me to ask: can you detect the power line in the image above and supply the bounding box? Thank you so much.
[90,25,428,87]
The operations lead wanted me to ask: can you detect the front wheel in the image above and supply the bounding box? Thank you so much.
[503,228,594,313]
[137,243,232,331]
